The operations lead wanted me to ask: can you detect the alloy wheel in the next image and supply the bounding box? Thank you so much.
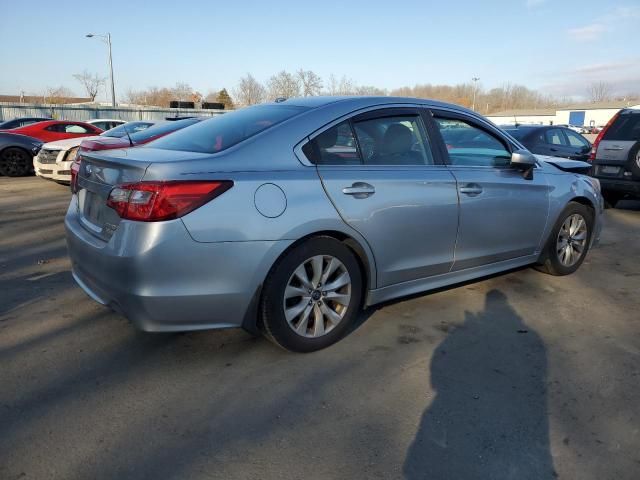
[556,213,588,267]
[283,255,352,338]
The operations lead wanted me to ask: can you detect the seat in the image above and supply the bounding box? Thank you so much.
[368,123,424,165]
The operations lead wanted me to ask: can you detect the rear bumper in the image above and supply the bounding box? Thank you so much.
[64,195,293,332]
[33,157,72,183]
[596,177,640,196]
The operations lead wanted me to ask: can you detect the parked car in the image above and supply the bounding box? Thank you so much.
[86,119,126,131]
[66,97,602,352]
[501,125,591,160]
[6,120,103,143]
[34,121,155,183]
[0,117,51,130]
[589,108,640,207]
[76,117,204,153]
[0,132,43,176]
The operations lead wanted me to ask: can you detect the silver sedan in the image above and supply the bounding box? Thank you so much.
[65,96,603,352]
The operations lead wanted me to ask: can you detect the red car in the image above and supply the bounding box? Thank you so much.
[8,120,103,143]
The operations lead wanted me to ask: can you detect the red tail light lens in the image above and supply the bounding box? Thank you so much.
[589,112,619,162]
[106,180,233,222]
[70,158,82,193]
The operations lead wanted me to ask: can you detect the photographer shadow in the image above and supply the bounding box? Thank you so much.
[403,289,556,479]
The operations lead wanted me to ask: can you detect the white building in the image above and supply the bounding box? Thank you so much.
[486,109,556,126]
[487,101,640,127]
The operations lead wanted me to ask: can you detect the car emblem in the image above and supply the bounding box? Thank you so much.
[85,164,92,175]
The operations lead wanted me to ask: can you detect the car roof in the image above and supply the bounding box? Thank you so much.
[277,95,477,115]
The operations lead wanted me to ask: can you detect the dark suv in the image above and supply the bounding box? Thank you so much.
[590,108,640,207]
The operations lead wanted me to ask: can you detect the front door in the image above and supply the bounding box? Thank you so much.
[305,108,459,288]
[430,110,550,270]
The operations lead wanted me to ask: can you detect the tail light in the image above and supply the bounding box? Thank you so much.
[589,112,619,162]
[106,180,233,222]
[70,158,82,193]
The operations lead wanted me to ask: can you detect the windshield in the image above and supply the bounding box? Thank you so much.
[147,104,308,153]
[102,122,154,138]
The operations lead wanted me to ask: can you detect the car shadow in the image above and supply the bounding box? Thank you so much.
[402,289,555,479]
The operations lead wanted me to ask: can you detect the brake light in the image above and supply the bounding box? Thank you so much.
[70,158,81,193]
[106,181,233,222]
[589,112,619,162]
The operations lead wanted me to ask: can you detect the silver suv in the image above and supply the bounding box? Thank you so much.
[590,108,640,207]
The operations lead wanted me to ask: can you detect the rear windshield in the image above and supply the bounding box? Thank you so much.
[603,111,640,141]
[147,104,308,153]
[129,118,201,143]
[102,122,154,138]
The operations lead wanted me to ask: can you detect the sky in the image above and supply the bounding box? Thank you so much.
[0,0,638,102]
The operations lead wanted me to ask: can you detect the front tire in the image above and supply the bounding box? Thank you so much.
[0,147,33,177]
[535,202,594,276]
[260,236,363,352]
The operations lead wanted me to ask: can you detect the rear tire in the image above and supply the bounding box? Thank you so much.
[535,202,594,276]
[0,147,32,177]
[260,236,363,352]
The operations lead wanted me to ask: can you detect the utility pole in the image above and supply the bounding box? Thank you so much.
[86,33,116,107]
[472,77,480,111]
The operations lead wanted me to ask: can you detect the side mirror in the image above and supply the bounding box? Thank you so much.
[510,149,536,180]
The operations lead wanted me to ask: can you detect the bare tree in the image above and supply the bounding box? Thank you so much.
[72,70,106,101]
[587,81,612,103]
[233,73,266,107]
[297,69,323,96]
[267,71,301,99]
[172,82,194,102]
[42,86,75,104]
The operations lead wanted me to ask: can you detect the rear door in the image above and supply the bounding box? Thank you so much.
[306,107,459,288]
[429,109,549,270]
[542,128,575,158]
[563,129,591,160]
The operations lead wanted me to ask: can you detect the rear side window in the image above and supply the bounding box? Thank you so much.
[148,105,308,153]
[302,121,360,165]
[545,129,567,146]
[434,117,511,167]
[353,115,433,165]
[603,112,640,140]
[565,130,589,148]
[65,124,91,133]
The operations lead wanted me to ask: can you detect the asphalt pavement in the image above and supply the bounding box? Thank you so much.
[1,176,639,480]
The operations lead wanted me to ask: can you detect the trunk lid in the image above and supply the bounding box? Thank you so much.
[594,140,635,163]
[76,149,151,240]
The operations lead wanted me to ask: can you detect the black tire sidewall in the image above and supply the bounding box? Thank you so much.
[261,237,363,352]
[628,142,640,178]
[544,202,594,275]
[0,148,31,177]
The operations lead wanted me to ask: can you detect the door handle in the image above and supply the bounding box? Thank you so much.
[342,182,375,198]
[550,148,558,152]
[604,146,624,151]
[459,184,483,196]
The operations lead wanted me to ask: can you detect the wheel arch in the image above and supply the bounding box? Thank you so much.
[241,229,376,335]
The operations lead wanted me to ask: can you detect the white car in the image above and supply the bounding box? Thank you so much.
[33,121,154,183]
[86,118,126,131]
